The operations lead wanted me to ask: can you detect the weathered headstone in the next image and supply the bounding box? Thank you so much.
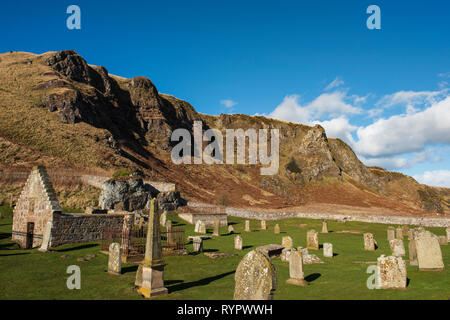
[438,235,448,245]
[415,230,445,271]
[261,220,267,230]
[389,239,406,257]
[282,236,293,250]
[402,225,409,237]
[160,210,167,228]
[323,243,333,258]
[307,229,319,250]
[396,227,403,240]
[235,235,243,250]
[286,250,308,286]
[256,244,284,258]
[387,226,395,241]
[136,198,168,298]
[166,220,175,246]
[377,255,407,289]
[245,220,251,232]
[364,233,375,251]
[194,220,202,233]
[274,224,280,234]
[234,250,277,300]
[228,225,234,234]
[38,221,53,252]
[321,220,328,233]
[192,237,203,253]
[213,219,220,236]
[446,227,450,242]
[281,248,294,262]
[108,242,122,275]
[408,229,419,266]
[199,222,206,235]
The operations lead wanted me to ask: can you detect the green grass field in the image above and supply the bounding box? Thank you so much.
[0,205,448,300]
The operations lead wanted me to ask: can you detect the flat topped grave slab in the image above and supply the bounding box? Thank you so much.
[256,244,285,258]
[188,236,212,242]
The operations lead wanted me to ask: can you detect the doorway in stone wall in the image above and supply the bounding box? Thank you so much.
[26,222,35,249]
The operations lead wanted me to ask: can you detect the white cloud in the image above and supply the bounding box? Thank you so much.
[367,108,384,118]
[377,90,446,109]
[268,91,361,124]
[220,99,238,108]
[359,150,432,170]
[354,96,450,157]
[413,170,450,188]
[325,77,344,91]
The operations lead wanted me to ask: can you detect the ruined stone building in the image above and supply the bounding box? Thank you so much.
[12,166,133,249]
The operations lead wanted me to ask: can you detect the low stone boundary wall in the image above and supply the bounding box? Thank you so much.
[187,202,449,228]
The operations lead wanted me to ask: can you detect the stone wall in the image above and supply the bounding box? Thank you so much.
[187,202,450,228]
[178,213,228,227]
[50,212,133,247]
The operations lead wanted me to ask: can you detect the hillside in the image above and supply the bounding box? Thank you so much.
[0,50,448,216]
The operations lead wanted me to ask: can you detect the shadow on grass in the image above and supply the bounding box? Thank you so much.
[55,243,99,252]
[122,265,139,274]
[222,233,239,237]
[203,249,219,253]
[242,245,252,250]
[0,252,30,257]
[305,273,321,282]
[333,253,339,257]
[0,242,17,250]
[0,233,11,240]
[168,270,235,293]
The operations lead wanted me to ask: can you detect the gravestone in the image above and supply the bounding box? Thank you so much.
[281,248,294,262]
[166,220,175,246]
[307,230,319,250]
[387,227,395,241]
[234,250,277,300]
[235,235,243,250]
[282,236,293,250]
[402,225,409,237]
[321,221,328,233]
[415,230,444,271]
[446,227,450,242]
[108,242,122,275]
[323,243,333,258]
[408,229,419,266]
[38,221,53,253]
[228,225,234,234]
[286,250,308,286]
[256,244,284,258]
[199,222,206,235]
[364,233,375,251]
[389,239,406,257]
[396,227,403,240]
[438,236,448,245]
[136,198,168,298]
[261,220,267,230]
[160,210,167,228]
[213,219,220,236]
[194,220,202,233]
[377,255,407,289]
[274,224,280,234]
[245,220,251,232]
[193,237,203,252]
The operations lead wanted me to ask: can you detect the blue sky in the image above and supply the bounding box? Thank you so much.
[1,0,449,186]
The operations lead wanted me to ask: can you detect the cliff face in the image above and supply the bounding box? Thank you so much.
[0,50,448,215]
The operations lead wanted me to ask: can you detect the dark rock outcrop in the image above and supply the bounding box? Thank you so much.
[99,178,151,211]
